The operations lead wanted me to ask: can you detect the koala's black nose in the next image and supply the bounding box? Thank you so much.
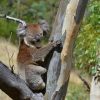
[35,35,41,42]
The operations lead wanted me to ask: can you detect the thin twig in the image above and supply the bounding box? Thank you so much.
[0,14,27,28]
[6,46,11,68]
[5,32,15,73]
[8,32,12,43]
[78,74,91,92]
[9,52,15,66]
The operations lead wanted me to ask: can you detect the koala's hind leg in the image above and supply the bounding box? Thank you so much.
[18,65,26,82]
[25,64,46,90]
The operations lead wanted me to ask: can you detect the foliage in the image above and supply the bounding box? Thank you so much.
[0,0,59,43]
[74,0,100,74]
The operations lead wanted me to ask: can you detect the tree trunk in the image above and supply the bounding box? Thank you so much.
[44,0,69,99]
[90,76,100,100]
[45,0,88,100]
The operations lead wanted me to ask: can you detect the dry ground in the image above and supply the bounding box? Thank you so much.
[0,39,91,100]
[0,38,18,100]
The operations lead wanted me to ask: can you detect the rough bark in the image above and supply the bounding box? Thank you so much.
[0,14,27,28]
[45,0,88,100]
[56,0,88,90]
[90,76,100,100]
[44,0,69,99]
[0,61,44,100]
[90,77,100,100]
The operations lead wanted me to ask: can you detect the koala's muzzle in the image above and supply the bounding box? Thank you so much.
[35,35,41,42]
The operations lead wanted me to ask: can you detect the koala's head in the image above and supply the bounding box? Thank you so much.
[17,20,49,47]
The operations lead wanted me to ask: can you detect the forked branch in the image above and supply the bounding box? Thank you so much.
[0,14,27,28]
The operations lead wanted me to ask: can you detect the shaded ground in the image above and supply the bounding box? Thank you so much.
[0,39,91,100]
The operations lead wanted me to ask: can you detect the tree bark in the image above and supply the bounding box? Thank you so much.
[45,0,88,100]
[44,0,69,99]
[0,61,44,100]
[90,76,100,100]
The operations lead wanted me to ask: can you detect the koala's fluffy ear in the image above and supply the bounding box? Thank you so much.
[17,24,27,37]
[38,20,49,35]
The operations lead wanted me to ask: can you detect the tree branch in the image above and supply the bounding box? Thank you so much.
[0,61,44,100]
[0,14,27,28]
[78,74,90,91]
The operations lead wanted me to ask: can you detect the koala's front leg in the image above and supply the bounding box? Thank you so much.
[33,39,61,61]
[25,64,46,90]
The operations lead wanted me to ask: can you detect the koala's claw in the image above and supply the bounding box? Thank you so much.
[53,39,62,47]
[49,37,54,42]
[56,40,61,45]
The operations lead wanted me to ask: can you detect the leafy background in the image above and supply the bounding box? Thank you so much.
[74,0,100,74]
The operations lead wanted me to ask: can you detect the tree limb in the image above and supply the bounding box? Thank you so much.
[0,61,44,100]
[78,74,90,91]
[0,14,27,28]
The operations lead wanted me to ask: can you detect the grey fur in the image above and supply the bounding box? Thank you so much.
[38,20,49,33]
[17,23,27,37]
[25,65,46,90]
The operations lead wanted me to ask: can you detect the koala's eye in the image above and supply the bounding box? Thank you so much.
[40,33,43,35]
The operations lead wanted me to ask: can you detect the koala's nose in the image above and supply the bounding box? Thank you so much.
[35,35,41,42]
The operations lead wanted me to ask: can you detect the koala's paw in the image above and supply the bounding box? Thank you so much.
[39,82,45,90]
[27,74,46,90]
[32,81,45,90]
[53,39,62,47]
[49,37,54,42]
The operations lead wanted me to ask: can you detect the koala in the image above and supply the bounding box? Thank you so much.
[17,20,61,90]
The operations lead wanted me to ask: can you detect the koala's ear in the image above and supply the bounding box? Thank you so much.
[38,20,49,35]
[17,23,27,37]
